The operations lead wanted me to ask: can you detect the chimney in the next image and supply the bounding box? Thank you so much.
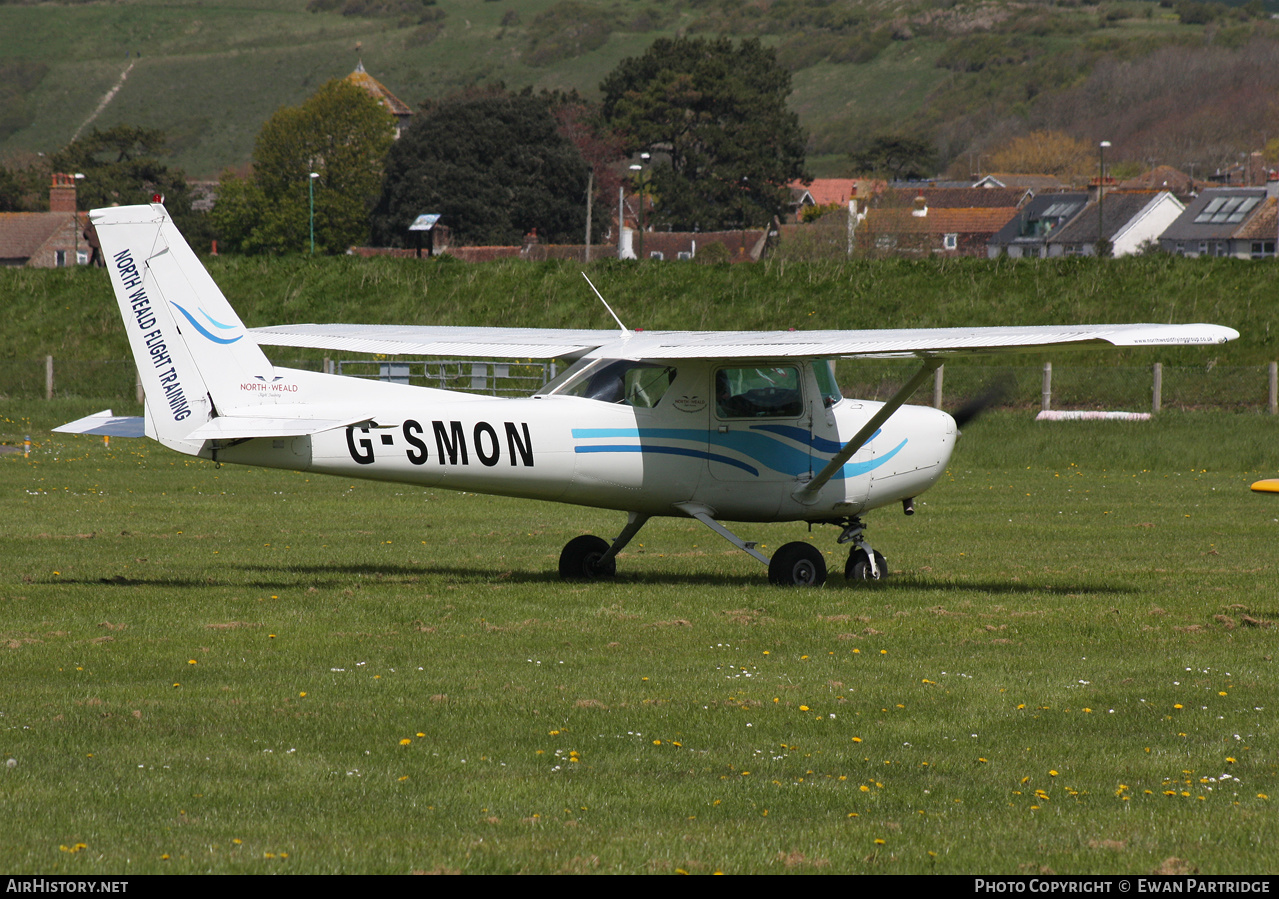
[912,192,928,217]
[50,173,77,214]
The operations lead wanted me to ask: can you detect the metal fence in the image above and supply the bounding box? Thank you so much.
[2,355,1276,413]
[333,359,559,396]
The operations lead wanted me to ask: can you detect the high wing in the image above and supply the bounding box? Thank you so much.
[246,324,620,361]
[248,322,1238,361]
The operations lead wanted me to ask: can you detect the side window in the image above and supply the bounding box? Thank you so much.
[715,366,802,419]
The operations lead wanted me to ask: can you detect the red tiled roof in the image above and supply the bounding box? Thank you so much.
[1234,196,1278,240]
[864,206,1020,235]
[0,212,66,261]
[788,178,884,206]
[881,187,1027,209]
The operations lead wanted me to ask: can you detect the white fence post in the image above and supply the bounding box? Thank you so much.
[1041,362,1052,412]
[45,355,53,400]
[1152,362,1162,414]
[1270,362,1277,415]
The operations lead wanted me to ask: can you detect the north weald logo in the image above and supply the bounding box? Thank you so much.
[170,301,243,344]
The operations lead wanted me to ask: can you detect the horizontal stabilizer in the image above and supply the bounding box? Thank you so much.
[183,413,372,441]
[54,410,146,438]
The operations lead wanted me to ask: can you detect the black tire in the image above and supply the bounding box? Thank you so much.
[845,548,887,582]
[768,541,827,587]
[558,535,616,580]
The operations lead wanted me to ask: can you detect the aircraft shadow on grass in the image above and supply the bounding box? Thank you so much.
[64,566,1138,596]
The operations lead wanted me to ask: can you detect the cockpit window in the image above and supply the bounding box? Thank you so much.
[715,366,803,418]
[540,359,677,407]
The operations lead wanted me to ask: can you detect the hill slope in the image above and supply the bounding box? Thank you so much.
[2,0,1278,180]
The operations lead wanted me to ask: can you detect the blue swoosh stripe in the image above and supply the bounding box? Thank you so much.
[171,301,242,345]
[199,310,238,330]
[749,423,882,455]
[573,426,904,480]
[575,444,759,476]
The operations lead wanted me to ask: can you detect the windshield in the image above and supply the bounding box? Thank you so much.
[539,359,677,407]
[815,360,842,408]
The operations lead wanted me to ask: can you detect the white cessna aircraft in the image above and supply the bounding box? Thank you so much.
[58,204,1238,586]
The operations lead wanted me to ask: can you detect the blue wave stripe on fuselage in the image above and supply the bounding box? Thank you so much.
[171,302,242,345]
[573,427,906,480]
[575,444,759,476]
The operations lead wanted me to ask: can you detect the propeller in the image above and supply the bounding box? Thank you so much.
[951,375,1015,430]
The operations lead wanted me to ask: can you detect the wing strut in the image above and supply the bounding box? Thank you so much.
[794,357,943,504]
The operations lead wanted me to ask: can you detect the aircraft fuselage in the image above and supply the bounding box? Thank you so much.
[204,359,956,523]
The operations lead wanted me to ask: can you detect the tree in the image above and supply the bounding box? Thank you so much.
[370,88,592,247]
[547,90,627,241]
[212,79,395,254]
[600,37,809,231]
[986,130,1092,180]
[49,125,205,238]
[847,134,937,181]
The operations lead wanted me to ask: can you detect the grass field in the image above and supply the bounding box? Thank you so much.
[1,401,1275,874]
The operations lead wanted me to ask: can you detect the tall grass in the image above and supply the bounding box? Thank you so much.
[3,254,1274,362]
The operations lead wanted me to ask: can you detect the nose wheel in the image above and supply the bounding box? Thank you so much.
[833,517,887,582]
[846,547,887,581]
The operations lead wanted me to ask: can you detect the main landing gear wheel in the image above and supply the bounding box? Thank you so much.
[558,535,617,580]
[768,541,827,587]
[846,548,887,582]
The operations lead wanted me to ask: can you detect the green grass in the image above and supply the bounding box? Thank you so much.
[1,404,1275,873]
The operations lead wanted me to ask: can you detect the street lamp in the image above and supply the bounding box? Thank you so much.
[308,172,319,255]
[1097,141,1111,258]
[629,154,649,261]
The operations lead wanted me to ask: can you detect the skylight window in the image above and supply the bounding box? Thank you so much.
[1194,196,1261,224]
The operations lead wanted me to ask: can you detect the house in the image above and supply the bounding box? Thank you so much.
[1206,152,1271,188]
[1116,166,1202,203]
[972,173,1066,192]
[1232,197,1277,260]
[856,188,1024,257]
[0,173,89,267]
[884,186,1032,210]
[987,192,1089,259]
[1045,190,1184,257]
[346,61,413,138]
[1158,186,1278,258]
[858,193,1020,257]
[787,178,884,221]
[623,229,769,262]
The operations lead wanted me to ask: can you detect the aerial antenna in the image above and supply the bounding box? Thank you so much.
[582,272,628,335]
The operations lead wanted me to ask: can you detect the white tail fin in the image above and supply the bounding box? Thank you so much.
[92,204,278,453]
